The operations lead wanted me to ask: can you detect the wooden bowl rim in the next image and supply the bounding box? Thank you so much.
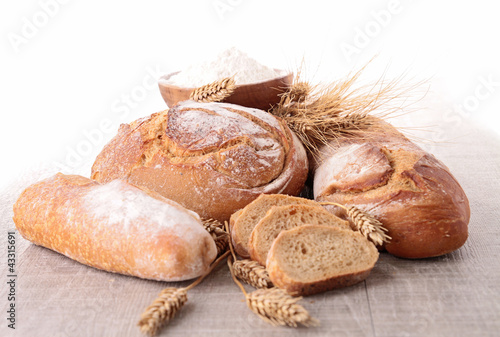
[158,69,293,90]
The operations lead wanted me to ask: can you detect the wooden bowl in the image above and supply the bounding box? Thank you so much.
[158,70,293,111]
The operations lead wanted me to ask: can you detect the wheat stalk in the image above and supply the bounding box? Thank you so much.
[246,288,319,327]
[138,287,187,336]
[232,259,273,289]
[345,205,391,246]
[227,255,319,327]
[320,202,391,246]
[225,221,273,289]
[190,77,236,103]
[203,218,229,256]
[138,250,230,336]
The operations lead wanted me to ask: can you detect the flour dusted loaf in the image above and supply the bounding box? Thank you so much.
[13,173,217,281]
[313,121,470,258]
[267,224,379,296]
[248,204,350,266]
[91,101,308,222]
[230,194,319,258]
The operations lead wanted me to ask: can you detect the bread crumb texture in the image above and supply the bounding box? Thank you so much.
[231,194,318,258]
[267,225,379,296]
[249,204,350,265]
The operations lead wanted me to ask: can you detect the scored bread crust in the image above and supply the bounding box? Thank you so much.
[248,204,350,266]
[266,224,379,296]
[91,101,308,222]
[230,194,319,258]
[13,173,217,281]
[313,121,470,259]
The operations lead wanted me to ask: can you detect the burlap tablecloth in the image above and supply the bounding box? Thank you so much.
[1,94,499,337]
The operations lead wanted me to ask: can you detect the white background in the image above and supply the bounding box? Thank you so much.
[1,0,499,189]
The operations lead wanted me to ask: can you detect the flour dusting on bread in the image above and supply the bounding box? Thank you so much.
[84,180,201,234]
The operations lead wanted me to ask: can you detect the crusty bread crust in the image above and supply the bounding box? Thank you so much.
[13,173,217,281]
[313,121,470,258]
[270,267,373,297]
[91,101,308,221]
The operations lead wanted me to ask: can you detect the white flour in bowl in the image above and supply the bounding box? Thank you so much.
[163,47,285,88]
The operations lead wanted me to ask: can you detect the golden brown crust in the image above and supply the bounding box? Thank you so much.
[91,101,309,221]
[313,122,470,258]
[13,173,217,281]
[268,267,373,297]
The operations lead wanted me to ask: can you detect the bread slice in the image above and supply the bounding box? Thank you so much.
[248,204,350,265]
[229,208,243,232]
[267,224,379,296]
[230,194,319,257]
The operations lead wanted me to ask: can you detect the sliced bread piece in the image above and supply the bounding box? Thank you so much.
[249,204,350,266]
[267,224,379,296]
[230,194,319,257]
[229,208,243,232]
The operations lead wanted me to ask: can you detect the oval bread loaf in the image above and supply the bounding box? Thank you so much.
[91,101,309,222]
[267,224,379,296]
[313,121,470,258]
[13,173,217,281]
[230,194,319,258]
[248,204,350,266]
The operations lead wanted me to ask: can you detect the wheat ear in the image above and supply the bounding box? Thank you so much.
[232,259,273,289]
[319,202,391,246]
[138,250,230,336]
[190,77,235,103]
[227,255,319,327]
[225,221,272,289]
[203,218,229,257]
[138,287,187,336]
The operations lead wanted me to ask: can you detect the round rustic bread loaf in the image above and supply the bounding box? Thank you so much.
[313,121,470,259]
[91,101,309,221]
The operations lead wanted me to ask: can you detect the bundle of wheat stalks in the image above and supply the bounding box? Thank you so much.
[271,67,422,158]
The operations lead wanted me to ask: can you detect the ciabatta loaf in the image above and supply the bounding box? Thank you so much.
[13,173,217,281]
[91,101,308,222]
[248,204,350,265]
[266,225,379,296]
[313,120,470,258]
[230,194,319,257]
